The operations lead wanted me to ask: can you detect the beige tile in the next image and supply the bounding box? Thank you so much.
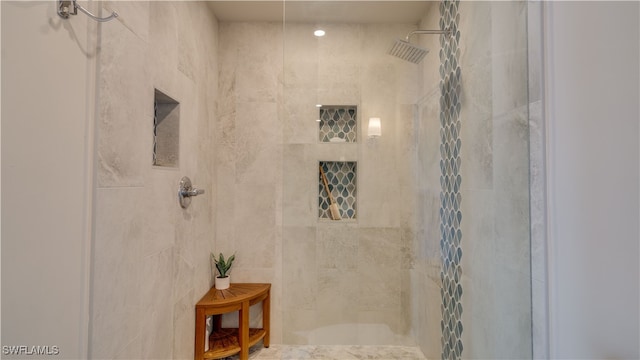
[317,225,358,270]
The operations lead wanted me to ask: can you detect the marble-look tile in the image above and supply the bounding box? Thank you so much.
[282,89,319,145]
[140,172,177,257]
[460,63,494,192]
[283,310,318,345]
[114,335,143,360]
[222,345,427,360]
[173,250,196,303]
[222,23,282,103]
[358,228,401,268]
[104,1,149,43]
[283,145,316,226]
[284,61,318,89]
[318,60,362,95]
[317,24,364,63]
[356,311,412,345]
[491,1,528,56]
[493,105,530,193]
[357,260,401,311]
[284,24,319,70]
[233,183,276,269]
[234,102,282,184]
[94,3,217,359]
[173,289,195,360]
[316,269,359,328]
[419,2,446,93]
[316,225,358,270]
[148,2,179,84]
[177,3,205,82]
[416,93,442,190]
[283,227,317,310]
[140,248,174,359]
[491,49,529,117]
[91,188,143,359]
[361,63,397,110]
[459,1,492,67]
[97,20,150,187]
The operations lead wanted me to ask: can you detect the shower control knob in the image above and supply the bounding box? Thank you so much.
[178,176,205,209]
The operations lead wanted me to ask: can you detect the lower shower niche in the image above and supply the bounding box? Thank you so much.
[318,161,357,220]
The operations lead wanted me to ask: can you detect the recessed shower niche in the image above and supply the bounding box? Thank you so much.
[318,161,357,220]
[318,105,357,143]
[153,89,179,167]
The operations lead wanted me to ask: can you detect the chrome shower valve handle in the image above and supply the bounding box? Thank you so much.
[182,188,205,197]
[178,176,205,209]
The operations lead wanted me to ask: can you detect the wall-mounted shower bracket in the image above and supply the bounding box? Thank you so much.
[178,176,205,209]
[58,0,118,22]
[404,28,452,41]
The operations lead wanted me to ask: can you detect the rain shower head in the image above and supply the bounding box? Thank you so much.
[388,39,429,64]
[387,29,451,64]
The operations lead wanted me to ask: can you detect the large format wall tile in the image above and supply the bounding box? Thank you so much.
[98,21,150,187]
[93,3,217,359]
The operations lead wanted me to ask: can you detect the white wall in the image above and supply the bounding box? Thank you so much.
[544,2,640,358]
[1,2,97,358]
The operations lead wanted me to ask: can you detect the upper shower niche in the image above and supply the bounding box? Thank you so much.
[318,106,357,143]
[153,89,180,167]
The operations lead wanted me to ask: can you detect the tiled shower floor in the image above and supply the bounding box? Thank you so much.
[222,344,427,360]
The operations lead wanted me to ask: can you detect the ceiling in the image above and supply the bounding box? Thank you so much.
[207,1,430,24]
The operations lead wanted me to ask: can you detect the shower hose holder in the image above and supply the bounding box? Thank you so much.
[58,0,118,22]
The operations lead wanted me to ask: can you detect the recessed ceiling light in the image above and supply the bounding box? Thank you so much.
[314,29,325,37]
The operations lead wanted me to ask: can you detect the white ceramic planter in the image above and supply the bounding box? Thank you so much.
[215,276,230,290]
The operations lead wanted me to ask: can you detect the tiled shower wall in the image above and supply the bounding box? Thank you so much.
[457,2,531,359]
[92,2,217,359]
[280,22,421,345]
[215,20,422,345]
[214,22,285,342]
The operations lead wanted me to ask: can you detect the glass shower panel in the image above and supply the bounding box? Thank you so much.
[281,1,532,359]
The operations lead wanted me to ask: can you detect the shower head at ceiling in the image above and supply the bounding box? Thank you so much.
[387,29,451,64]
[388,39,429,64]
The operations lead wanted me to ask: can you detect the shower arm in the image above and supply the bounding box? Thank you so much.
[405,29,452,41]
[58,0,118,22]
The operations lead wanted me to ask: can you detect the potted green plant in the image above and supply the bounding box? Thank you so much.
[211,252,235,290]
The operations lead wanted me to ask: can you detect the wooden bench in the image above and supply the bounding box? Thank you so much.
[194,283,271,360]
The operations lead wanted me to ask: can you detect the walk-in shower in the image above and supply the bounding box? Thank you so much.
[280,1,533,359]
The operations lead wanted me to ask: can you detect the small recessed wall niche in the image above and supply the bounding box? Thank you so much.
[318,106,357,143]
[318,161,357,220]
[153,89,179,167]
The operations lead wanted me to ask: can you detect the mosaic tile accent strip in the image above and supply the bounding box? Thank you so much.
[318,161,357,220]
[439,1,463,360]
[153,99,158,165]
[319,106,357,143]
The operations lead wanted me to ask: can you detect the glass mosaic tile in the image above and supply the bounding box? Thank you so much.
[319,106,357,143]
[318,161,357,220]
[439,1,463,359]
